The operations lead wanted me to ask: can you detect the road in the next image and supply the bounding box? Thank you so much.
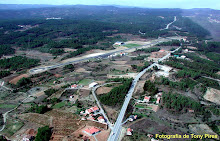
[160,16,177,30]
[0,95,30,131]
[107,46,181,141]
[91,82,121,130]
[29,36,183,74]
[165,16,177,29]
[202,76,220,82]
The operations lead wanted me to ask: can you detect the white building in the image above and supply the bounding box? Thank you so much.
[89,82,98,88]
[114,41,124,46]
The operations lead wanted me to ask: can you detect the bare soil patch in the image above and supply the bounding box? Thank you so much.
[112,61,127,65]
[129,118,186,140]
[189,124,219,139]
[133,80,145,97]
[64,48,77,52]
[204,88,220,104]
[9,74,29,85]
[103,105,118,122]
[96,87,112,95]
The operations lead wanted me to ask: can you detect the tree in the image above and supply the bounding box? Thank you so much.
[35,126,52,141]
[16,77,32,87]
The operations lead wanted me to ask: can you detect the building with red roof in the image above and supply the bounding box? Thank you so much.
[85,106,99,114]
[144,96,151,102]
[71,84,78,89]
[156,97,161,104]
[98,116,105,123]
[127,128,133,136]
[83,127,101,136]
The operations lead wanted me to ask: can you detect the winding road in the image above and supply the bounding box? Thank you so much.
[0,95,30,131]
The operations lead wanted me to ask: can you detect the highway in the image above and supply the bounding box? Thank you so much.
[29,36,182,74]
[107,46,181,141]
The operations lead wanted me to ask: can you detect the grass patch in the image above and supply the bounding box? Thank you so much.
[0,119,24,137]
[52,102,66,109]
[135,104,145,108]
[123,44,140,48]
[0,104,17,109]
[78,79,93,85]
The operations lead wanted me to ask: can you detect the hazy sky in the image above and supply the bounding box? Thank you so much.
[0,0,219,9]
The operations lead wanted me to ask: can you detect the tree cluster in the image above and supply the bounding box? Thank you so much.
[143,80,158,96]
[0,56,40,71]
[100,78,132,106]
[35,126,52,141]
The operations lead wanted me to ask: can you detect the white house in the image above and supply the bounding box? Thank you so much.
[89,82,98,88]
[114,41,124,46]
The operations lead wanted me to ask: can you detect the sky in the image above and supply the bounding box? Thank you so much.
[0,0,219,10]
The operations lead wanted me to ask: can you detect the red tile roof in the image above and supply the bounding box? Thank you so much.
[91,106,99,111]
[84,127,100,135]
[156,97,161,103]
[127,128,132,132]
[144,96,151,100]
[98,116,104,120]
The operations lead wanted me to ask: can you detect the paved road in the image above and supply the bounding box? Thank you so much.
[165,16,177,29]
[107,46,181,141]
[160,16,177,30]
[29,36,182,74]
[91,82,121,129]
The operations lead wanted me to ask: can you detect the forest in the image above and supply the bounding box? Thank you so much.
[143,80,159,96]
[156,40,180,46]
[0,6,211,59]
[162,92,204,114]
[100,78,132,106]
[0,56,40,71]
[0,45,15,57]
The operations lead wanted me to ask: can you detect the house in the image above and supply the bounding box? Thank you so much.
[83,127,101,136]
[188,109,195,113]
[85,106,99,114]
[128,115,137,121]
[85,109,93,114]
[156,97,161,104]
[180,55,186,59]
[81,117,86,120]
[126,128,133,136]
[120,52,126,56]
[69,95,74,99]
[87,117,95,121]
[91,106,99,113]
[98,116,105,123]
[89,82,98,88]
[71,84,78,89]
[155,93,162,98]
[143,96,151,102]
[114,42,124,46]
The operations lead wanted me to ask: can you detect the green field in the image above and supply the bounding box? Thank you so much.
[135,104,153,110]
[78,79,93,85]
[52,102,66,109]
[0,104,17,109]
[123,44,140,48]
[135,104,145,108]
[0,119,24,137]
